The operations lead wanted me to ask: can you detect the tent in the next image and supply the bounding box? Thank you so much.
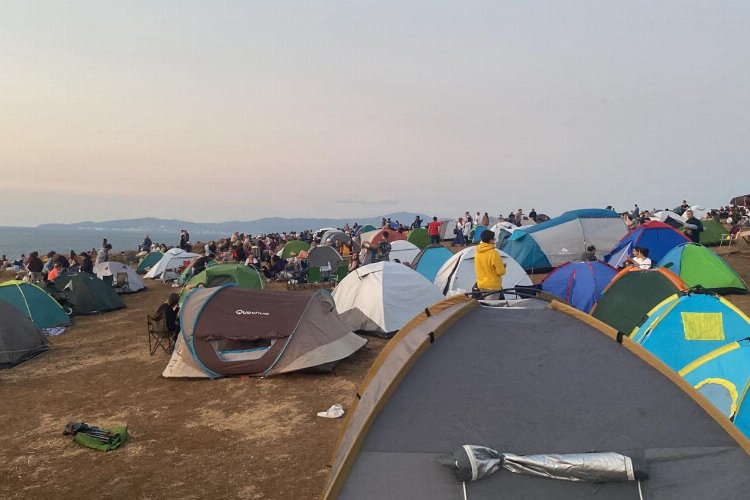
[324,296,750,499]
[359,229,406,246]
[658,243,748,294]
[321,230,349,247]
[93,261,146,292]
[279,240,310,259]
[0,280,71,329]
[332,262,445,338]
[163,286,366,378]
[433,246,532,297]
[136,251,163,274]
[359,224,376,234]
[501,209,627,272]
[438,220,457,241]
[591,267,687,335]
[388,240,420,265]
[489,221,517,247]
[730,194,750,208]
[182,263,264,297]
[410,245,454,283]
[605,221,690,268]
[679,339,750,439]
[698,219,726,246]
[307,245,343,270]
[540,261,617,313]
[144,248,199,279]
[406,228,430,249]
[470,224,486,243]
[631,290,750,371]
[53,272,125,315]
[0,302,50,369]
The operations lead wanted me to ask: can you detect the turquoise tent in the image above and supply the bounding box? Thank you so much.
[409,245,453,283]
[632,290,750,371]
[0,280,71,328]
[680,339,750,438]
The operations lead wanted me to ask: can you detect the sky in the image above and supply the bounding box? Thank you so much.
[1,0,749,227]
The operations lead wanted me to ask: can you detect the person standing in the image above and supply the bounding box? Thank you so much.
[683,209,704,243]
[427,217,443,244]
[452,218,466,246]
[95,244,111,266]
[411,215,423,229]
[529,208,537,222]
[481,212,490,227]
[26,252,44,284]
[474,230,506,299]
[372,232,392,263]
[142,234,152,252]
[81,252,94,274]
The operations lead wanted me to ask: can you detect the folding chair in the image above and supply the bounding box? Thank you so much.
[113,272,131,293]
[147,313,175,355]
[330,264,349,287]
[306,267,322,288]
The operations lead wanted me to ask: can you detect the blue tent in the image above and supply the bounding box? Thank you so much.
[632,291,750,371]
[605,221,689,268]
[500,209,626,272]
[680,339,750,439]
[409,245,453,283]
[470,225,486,243]
[540,261,617,313]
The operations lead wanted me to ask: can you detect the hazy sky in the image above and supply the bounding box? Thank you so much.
[1,1,748,226]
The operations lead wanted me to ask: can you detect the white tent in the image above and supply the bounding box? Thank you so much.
[433,246,532,297]
[651,210,685,229]
[143,248,199,280]
[332,262,445,338]
[388,240,420,265]
[490,221,519,239]
[93,261,145,292]
[682,205,708,221]
[438,219,457,240]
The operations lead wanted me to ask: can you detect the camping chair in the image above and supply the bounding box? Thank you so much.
[306,267,322,288]
[112,272,131,293]
[329,264,349,287]
[147,313,175,355]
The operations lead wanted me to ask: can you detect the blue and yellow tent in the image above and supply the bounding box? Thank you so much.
[680,339,750,438]
[631,290,750,371]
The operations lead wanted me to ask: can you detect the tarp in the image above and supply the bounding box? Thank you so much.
[540,261,617,313]
[324,296,750,499]
[0,280,71,328]
[0,302,49,369]
[632,291,750,371]
[164,286,366,378]
[332,262,445,337]
[658,243,748,294]
[433,246,532,297]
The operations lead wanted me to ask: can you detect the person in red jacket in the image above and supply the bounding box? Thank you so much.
[427,217,443,244]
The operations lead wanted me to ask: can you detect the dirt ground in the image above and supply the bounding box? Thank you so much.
[1,245,749,500]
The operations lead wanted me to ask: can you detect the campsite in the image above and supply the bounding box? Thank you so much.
[1,240,749,499]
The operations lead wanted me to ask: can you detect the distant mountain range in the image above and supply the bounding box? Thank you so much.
[37,213,429,235]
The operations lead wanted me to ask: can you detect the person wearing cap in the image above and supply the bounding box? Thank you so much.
[474,229,506,299]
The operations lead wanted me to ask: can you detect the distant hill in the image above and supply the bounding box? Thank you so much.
[37,212,429,235]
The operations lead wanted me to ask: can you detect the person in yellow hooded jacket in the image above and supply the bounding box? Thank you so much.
[474,229,506,299]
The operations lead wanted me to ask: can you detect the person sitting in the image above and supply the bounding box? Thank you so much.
[47,262,64,281]
[626,246,652,269]
[153,293,181,341]
[581,245,597,261]
[263,255,287,281]
[192,254,212,276]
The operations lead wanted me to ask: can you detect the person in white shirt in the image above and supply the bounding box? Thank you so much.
[627,246,652,269]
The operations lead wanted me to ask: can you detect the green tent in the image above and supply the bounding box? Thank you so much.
[406,228,430,249]
[658,242,748,295]
[359,224,376,233]
[591,268,687,335]
[0,280,71,328]
[182,263,264,298]
[280,240,310,259]
[699,219,727,246]
[136,251,163,274]
[54,273,126,315]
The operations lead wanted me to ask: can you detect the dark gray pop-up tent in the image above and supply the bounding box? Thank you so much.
[0,302,50,369]
[324,296,750,499]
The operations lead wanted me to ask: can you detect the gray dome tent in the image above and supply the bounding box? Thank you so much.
[325,296,750,499]
[0,302,50,369]
[53,272,125,315]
